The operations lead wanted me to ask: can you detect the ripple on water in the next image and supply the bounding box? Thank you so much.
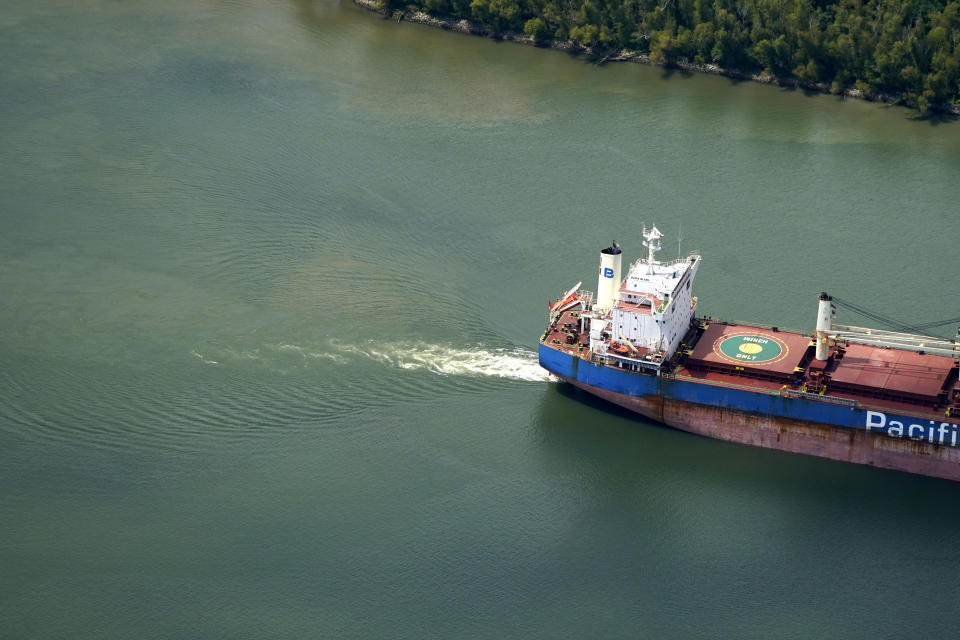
[0,340,551,453]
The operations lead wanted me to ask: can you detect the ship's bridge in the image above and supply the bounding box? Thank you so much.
[622,256,697,303]
[601,226,701,360]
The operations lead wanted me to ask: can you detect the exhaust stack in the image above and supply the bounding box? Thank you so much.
[596,241,622,312]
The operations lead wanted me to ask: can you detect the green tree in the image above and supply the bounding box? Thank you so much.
[692,22,715,62]
[525,17,551,40]
[424,0,451,15]
[753,35,790,73]
[487,0,521,31]
[570,23,601,47]
[469,0,490,23]
[649,31,675,63]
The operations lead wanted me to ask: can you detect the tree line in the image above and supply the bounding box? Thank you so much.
[378,0,960,110]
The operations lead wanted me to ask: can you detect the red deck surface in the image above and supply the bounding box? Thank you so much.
[685,323,811,379]
[613,299,654,315]
[829,343,955,401]
[618,282,663,308]
[542,309,960,418]
[542,307,589,359]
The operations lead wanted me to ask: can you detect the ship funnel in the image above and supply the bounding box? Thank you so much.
[815,292,833,360]
[596,241,622,311]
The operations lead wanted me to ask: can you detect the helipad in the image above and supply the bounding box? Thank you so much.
[686,323,812,380]
[714,333,788,365]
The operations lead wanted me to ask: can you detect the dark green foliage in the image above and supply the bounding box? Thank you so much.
[399,0,960,109]
[524,17,551,41]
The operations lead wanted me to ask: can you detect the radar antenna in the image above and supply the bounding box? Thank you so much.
[641,224,663,273]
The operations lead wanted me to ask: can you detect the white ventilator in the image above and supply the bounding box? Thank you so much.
[596,241,622,311]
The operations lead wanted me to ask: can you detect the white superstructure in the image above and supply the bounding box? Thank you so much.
[584,227,701,367]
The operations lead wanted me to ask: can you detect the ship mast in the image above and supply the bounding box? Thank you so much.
[641,225,663,274]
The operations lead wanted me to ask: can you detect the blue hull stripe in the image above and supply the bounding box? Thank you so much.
[539,344,960,447]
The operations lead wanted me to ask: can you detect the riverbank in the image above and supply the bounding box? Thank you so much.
[352,0,960,115]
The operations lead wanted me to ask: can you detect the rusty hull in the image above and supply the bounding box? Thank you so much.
[561,377,960,482]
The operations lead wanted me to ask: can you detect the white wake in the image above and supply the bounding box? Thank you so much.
[192,340,552,382]
[329,341,551,382]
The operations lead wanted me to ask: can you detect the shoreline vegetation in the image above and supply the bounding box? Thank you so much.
[353,0,960,115]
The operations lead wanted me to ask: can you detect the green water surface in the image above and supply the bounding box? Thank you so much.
[2,1,960,638]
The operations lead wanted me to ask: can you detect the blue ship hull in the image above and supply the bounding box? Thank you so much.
[539,343,960,480]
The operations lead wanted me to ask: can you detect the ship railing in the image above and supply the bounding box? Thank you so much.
[628,254,701,274]
[633,255,701,271]
[779,388,858,407]
[659,253,700,267]
[828,325,959,358]
[594,351,662,372]
[700,317,807,336]
[666,372,860,407]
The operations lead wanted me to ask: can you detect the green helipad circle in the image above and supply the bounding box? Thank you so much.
[713,333,788,365]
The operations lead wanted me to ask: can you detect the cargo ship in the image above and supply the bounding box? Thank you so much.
[539,227,960,481]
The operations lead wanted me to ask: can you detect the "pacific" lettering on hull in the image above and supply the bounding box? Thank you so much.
[866,411,960,447]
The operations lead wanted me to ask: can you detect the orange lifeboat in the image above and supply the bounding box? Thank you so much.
[610,341,631,355]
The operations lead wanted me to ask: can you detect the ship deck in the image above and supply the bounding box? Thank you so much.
[542,308,590,357]
[542,309,960,421]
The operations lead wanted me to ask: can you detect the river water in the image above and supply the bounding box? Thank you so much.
[2,1,960,637]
